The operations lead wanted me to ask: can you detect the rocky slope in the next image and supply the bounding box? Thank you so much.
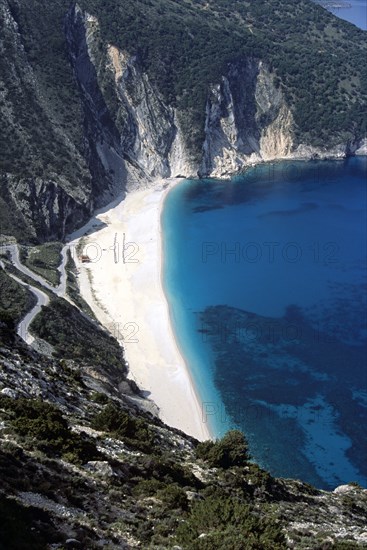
[1,0,366,241]
[67,3,367,181]
[1,318,367,549]
[1,185,367,548]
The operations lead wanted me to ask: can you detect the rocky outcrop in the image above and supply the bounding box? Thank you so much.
[0,1,92,242]
[354,137,367,156]
[69,13,299,181]
[6,174,90,241]
[199,60,295,176]
[1,1,365,242]
[1,329,367,548]
[68,6,364,186]
[66,5,196,189]
[65,6,131,197]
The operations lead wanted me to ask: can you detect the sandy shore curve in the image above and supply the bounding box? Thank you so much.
[69,179,212,441]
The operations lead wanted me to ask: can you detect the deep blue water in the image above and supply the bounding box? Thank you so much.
[162,157,367,490]
[327,0,367,30]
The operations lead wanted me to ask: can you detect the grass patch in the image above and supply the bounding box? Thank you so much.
[20,242,62,286]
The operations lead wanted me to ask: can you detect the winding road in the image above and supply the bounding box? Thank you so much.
[9,272,49,345]
[1,243,70,345]
[4,244,68,297]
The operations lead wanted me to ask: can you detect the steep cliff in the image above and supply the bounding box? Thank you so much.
[66,5,197,183]
[67,5,366,182]
[0,0,123,242]
[199,59,295,176]
[0,0,93,242]
[1,0,366,241]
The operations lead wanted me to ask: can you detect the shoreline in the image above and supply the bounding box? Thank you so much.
[67,156,367,444]
[69,179,213,442]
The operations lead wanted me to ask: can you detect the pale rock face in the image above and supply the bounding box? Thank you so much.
[333,484,367,494]
[291,142,349,160]
[259,104,294,160]
[256,61,294,160]
[199,59,296,176]
[73,7,366,189]
[84,12,100,65]
[1,387,18,399]
[85,461,116,478]
[105,44,195,181]
[168,119,198,178]
[354,138,367,156]
[85,35,304,181]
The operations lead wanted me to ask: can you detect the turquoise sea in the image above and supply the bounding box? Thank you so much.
[162,157,367,490]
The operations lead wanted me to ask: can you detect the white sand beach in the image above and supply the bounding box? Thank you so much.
[69,180,212,441]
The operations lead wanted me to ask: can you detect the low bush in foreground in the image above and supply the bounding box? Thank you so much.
[196,429,249,469]
[91,403,156,452]
[176,494,286,549]
[0,397,99,464]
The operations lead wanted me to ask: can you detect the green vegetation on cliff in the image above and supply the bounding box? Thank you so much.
[0,0,86,180]
[30,298,127,374]
[80,0,367,151]
[0,395,100,464]
[20,242,62,286]
[1,0,366,174]
[0,0,366,240]
[0,269,36,324]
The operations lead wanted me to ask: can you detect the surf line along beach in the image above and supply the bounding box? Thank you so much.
[70,178,212,441]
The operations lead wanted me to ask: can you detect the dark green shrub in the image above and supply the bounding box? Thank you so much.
[176,494,286,549]
[60,433,101,465]
[245,463,274,491]
[10,400,69,443]
[90,392,109,404]
[157,485,188,510]
[0,397,99,464]
[91,403,155,453]
[132,478,166,497]
[196,430,249,469]
[91,403,131,435]
[140,455,200,488]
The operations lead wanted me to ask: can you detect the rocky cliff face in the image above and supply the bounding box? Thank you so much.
[4,174,90,241]
[199,59,295,176]
[0,0,96,242]
[65,7,132,196]
[69,7,297,181]
[66,5,365,188]
[66,5,197,186]
[1,1,365,242]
